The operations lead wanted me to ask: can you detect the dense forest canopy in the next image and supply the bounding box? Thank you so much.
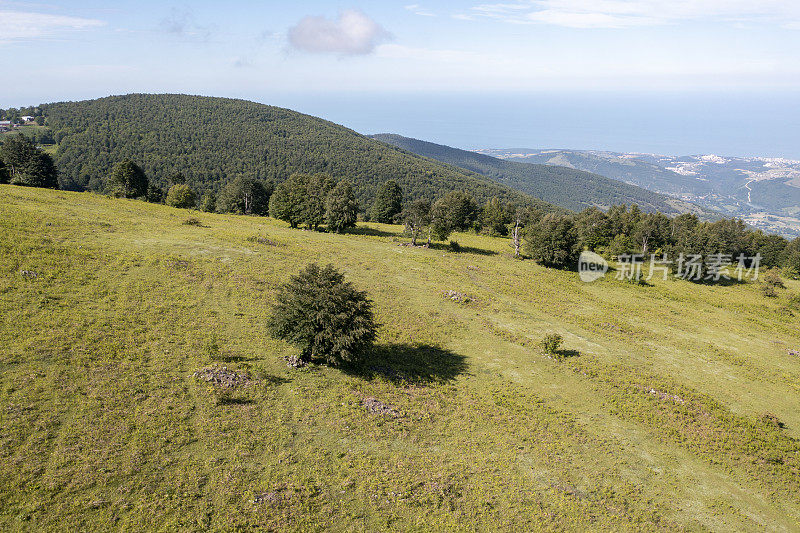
[35,94,554,212]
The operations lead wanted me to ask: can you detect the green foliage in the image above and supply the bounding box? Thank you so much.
[372,133,708,216]
[108,159,148,198]
[481,197,513,236]
[269,173,334,229]
[146,185,164,204]
[525,213,580,268]
[40,94,538,208]
[200,193,216,213]
[268,263,377,365]
[540,333,564,356]
[433,191,479,231]
[781,238,800,277]
[165,184,197,209]
[370,179,403,223]
[0,134,58,189]
[0,159,7,184]
[402,198,431,246]
[216,176,272,216]
[325,180,359,233]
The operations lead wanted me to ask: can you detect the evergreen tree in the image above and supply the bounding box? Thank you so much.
[429,197,454,243]
[268,263,377,366]
[370,180,403,223]
[0,159,8,184]
[525,213,580,268]
[165,184,197,209]
[325,180,359,233]
[108,160,148,198]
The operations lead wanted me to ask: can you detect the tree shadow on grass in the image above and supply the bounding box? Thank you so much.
[556,349,581,360]
[428,242,498,256]
[344,343,469,385]
[348,226,399,238]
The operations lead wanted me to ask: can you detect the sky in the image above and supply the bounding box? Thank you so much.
[2,1,800,157]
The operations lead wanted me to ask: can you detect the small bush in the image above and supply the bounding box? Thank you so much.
[761,284,777,298]
[540,333,564,356]
[166,184,197,209]
[763,269,785,289]
[183,217,203,226]
[449,240,461,252]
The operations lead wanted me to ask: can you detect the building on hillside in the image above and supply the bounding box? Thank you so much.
[20,116,34,123]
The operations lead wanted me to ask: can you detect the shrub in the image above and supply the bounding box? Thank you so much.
[449,240,461,252]
[166,184,197,209]
[268,263,377,366]
[183,217,202,226]
[540,333,564,356]
[762,268,785,289]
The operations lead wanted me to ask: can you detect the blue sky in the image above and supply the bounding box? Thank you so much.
[2,1,800,155]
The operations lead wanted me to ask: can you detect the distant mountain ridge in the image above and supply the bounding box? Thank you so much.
[372,134,715,217]
[477,148,800,237]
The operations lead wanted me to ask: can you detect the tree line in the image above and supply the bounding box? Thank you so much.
[2,136,798,277]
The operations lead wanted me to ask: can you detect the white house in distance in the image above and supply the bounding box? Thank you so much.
[21,116,34,123]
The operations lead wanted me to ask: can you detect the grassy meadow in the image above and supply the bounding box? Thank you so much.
[1,184,800,531]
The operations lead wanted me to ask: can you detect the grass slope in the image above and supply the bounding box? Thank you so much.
[38,94,552,212]
[2,185,800,531]
[373,134,716,217]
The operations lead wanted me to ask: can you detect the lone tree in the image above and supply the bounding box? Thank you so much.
[165,183,197,209]
[268,263,377,366]
[525,213,580,268]
[325,180,359,233]
[109,159,148,198]
[370,180,403,223]
[402,198,431,246]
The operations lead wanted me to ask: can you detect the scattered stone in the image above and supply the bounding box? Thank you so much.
[88,499,109,509]
[192,365,250,389]
[252,492,283,505]
[361,396,400,417]
[443,290,472,303]
[19,270,38,279]
[788,349,799,357]
[647,387,685,405]
[284,355,307,368]
[247,235,281,246]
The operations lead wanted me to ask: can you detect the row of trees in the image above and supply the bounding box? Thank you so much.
[269,173,359,233]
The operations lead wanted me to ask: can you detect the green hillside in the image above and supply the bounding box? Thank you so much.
[37,94,552,211]
[372,134,716,217]
[2,185,800,530]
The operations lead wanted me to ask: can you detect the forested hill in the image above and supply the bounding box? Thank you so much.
[371,133,716,217]
[39,94,553,211]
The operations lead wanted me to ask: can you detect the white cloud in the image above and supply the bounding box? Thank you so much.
[405,4,435,17]
[158,8,214,41]
[462,0,800,28]
[0,10,104,42]
[288,9,390,55]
